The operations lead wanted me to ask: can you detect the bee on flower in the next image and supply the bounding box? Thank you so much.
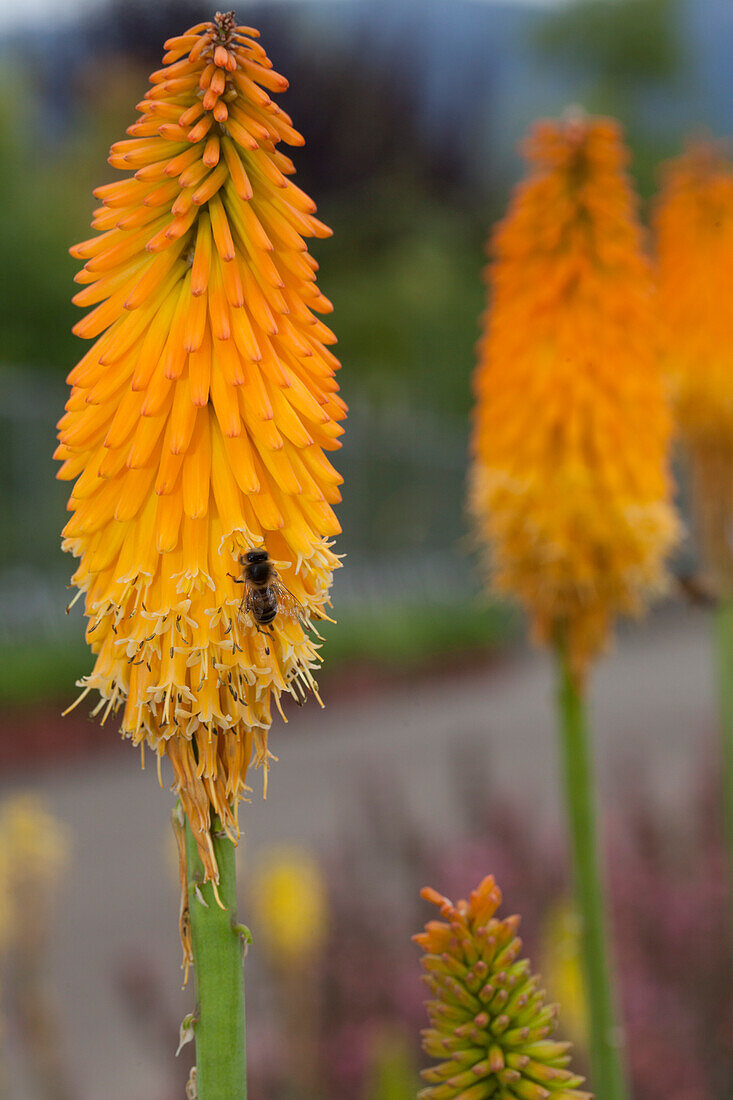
[56,13,346,880]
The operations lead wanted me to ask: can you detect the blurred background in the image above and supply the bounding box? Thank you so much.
[0,0,731,1096]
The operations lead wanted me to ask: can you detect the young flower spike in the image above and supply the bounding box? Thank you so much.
[56,13,345,880]
[414,876,591,1100]
[469,115,678,679]
[655,141,733,593]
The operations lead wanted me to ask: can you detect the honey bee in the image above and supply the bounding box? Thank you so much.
[231,548,305,652]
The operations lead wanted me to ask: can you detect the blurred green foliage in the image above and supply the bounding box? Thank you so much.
[0,59,160,371]
[322,177,487,418]
[0,639,89,707]
[535,0,681,84]
[318,597,515,671]
[0,107,81,370]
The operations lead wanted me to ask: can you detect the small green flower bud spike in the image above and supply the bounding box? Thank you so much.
[414,877,593,1100]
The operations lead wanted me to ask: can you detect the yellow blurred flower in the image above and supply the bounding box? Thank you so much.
[540,899,589,1053]
[252,845,328,965]
[469,115,678,679]
[55,15,345,879]
[0,794,69,882]
[655,141,733,592]
[0,794,70,948]
[414,876,590,1100]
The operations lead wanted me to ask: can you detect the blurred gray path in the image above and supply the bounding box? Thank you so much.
[1,606,715,1100]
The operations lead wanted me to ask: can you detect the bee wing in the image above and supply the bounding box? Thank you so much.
[239,586,254,621]
[271,579,310,625]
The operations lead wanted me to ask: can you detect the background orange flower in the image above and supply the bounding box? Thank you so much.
[469,115,678,677]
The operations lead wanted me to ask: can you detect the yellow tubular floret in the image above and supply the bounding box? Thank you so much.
[56,14,345,880]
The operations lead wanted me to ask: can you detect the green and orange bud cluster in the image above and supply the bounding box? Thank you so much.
[55,13,345,879]
[414,876,591,1100]
[469,114,678,679]
[655,141,733,593]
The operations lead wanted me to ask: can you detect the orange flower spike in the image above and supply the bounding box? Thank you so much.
[655,141,733,593]
[469,115,678,679]
[57,13,345,882]
[415,876,592,1100]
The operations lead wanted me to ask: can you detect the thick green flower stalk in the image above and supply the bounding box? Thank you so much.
[414,876,591,1100]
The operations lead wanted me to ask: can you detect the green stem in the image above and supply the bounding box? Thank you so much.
[184,817,247,1100]
[714,598,733,926]
[555,644,629,1100]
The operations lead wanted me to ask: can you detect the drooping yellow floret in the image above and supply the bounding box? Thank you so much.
[655,141,733,592]
[469,115,678,677]
[56,14,345,879]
